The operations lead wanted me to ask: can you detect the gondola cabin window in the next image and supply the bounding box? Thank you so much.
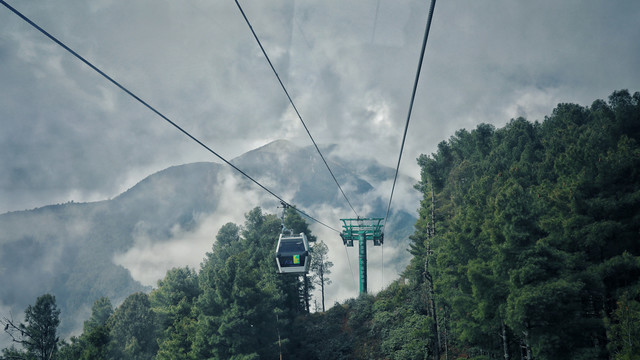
[275,233,310,274]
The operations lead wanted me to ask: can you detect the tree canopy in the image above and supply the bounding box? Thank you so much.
[406,89,640,359]
[3,90,639,360]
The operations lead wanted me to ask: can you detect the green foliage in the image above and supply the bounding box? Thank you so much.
[294,304,352,359]
[80,325,110,360]
[310,241,333,312]
[6,90,639,360]
[288,281,435,360]
[1,294,61,360]
[605,292,640,360]
[373,283,432,360]
[24,294,61,360]
[107,292,157,360]
[150,267,199,360]
[84,297,113,333]
[192,207,310,359]
[58,297,112,360]
[1,346,27,360]
[407,90,640,359]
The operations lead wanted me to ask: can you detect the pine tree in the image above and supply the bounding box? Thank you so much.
[1,294,60,360]
[151,267,200,360]
[310,241,333,312]
[107,292,158,360]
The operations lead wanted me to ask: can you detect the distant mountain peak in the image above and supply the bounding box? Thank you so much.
[0,139,417,341]
[245,139,300,154]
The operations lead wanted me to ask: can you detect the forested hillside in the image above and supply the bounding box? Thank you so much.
[2,207,320,359]
[404,89,640,359]
[0,141,417,339]
[2,90,639,360]
[295,90,640,360]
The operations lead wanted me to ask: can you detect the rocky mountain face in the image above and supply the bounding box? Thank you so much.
[0,140,418,336]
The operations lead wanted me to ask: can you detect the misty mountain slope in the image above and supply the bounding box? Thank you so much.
[230,140,376,209]
[0,162,231,334]
[0,201,145,335]
[110,162,226,239]
[321,143,398,186]
[0,139,418,339]
[231,141,419,251]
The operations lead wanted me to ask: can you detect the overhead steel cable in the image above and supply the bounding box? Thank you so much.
[383,0,437,229]
[345,246,357,289]
[234,0,360,219]
[0,0,341,234]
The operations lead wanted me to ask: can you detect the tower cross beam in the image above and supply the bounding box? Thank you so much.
[339,218,384,295]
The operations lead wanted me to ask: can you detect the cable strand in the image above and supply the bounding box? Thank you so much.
[343,244,357,289]
[0,0,340,234]
[384,0,437,229]
[234,0,360,219]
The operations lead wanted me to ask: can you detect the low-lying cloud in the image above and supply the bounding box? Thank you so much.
[113,169,274,287]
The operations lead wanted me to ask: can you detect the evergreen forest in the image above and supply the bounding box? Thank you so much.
[2,90,639,359]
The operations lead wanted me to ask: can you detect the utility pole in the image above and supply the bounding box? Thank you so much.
[339,218,384,295]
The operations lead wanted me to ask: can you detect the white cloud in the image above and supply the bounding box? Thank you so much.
[112,169,273,287]
[2,0,639,301]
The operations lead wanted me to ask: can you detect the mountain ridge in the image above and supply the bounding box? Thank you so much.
[0,139,418,338]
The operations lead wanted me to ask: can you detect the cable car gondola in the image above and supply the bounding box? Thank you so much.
[275,232,310,274]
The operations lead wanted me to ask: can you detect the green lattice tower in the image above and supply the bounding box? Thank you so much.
[340,218,384,295]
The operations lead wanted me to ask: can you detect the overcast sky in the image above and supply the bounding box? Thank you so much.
[2,0,639,215]
[2,0,640,306]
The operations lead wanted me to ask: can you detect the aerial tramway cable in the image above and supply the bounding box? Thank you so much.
[381,0,437,288]
[234,0,360,287]
[234,0,360,219]
[383,0,437,229]
[0,0,341,234]
[234,0,439,291]
[3,0,437,293]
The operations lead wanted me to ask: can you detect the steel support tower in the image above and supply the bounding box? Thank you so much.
[340,218,384,295]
